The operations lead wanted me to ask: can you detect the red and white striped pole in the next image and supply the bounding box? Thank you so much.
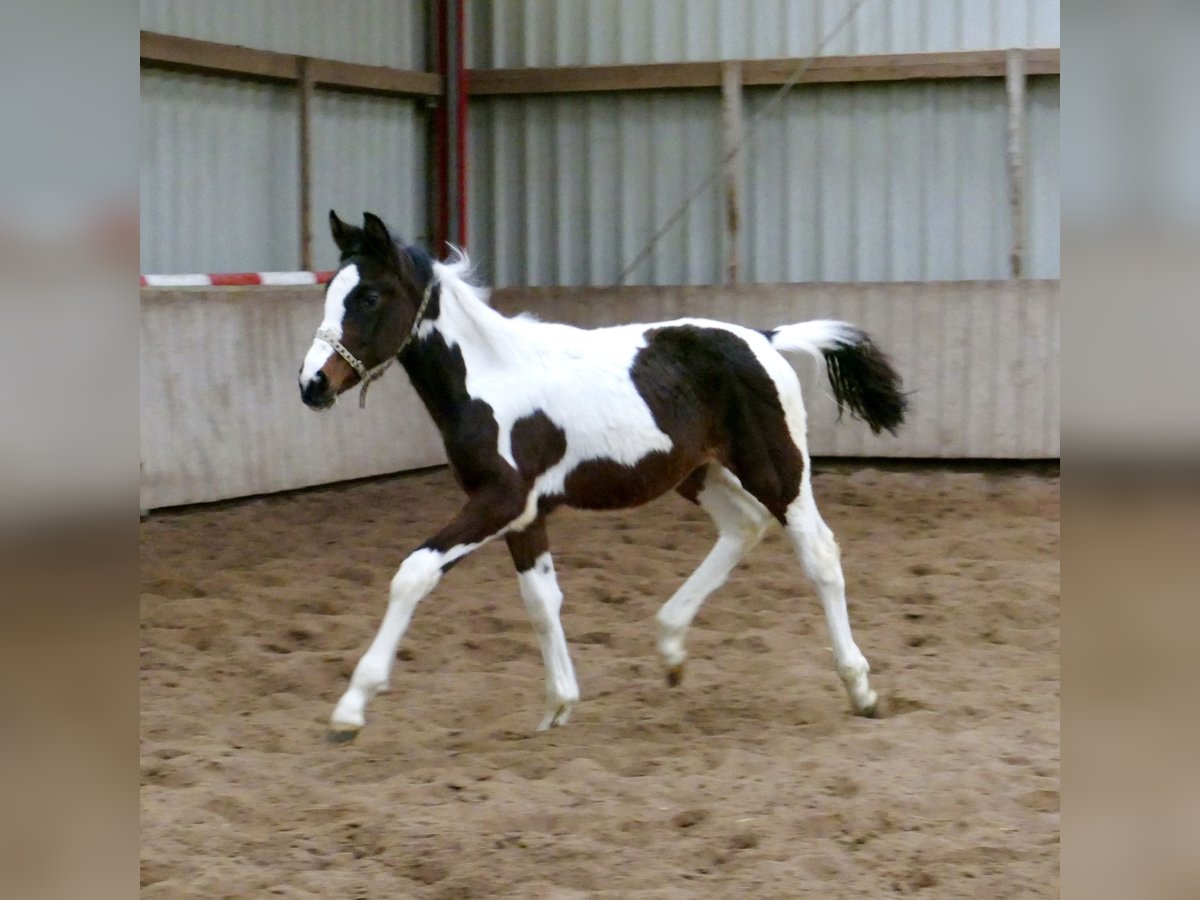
[140,271,335,287]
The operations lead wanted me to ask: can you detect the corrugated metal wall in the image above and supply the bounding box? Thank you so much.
[742,77,1062,282]
[141,72,428,273]
[140,1,429,274]
[1026,76,1060,281]
[469,92,724,286]
[466,0,1059,286]
[141,0,426,69]
[469,0,1060,67]
[141,1,1059,279]
[468,76,1059,285]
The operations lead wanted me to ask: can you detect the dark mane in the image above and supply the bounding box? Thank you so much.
[402,242,435,289]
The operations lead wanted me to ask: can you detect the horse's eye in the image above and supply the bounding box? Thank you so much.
[361,293,379,310]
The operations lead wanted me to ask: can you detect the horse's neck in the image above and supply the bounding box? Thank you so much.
[399,269,526,429]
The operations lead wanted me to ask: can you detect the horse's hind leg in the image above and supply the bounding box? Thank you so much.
[506,520,580,731]
[656,466,772,685]
[785,477,878,717]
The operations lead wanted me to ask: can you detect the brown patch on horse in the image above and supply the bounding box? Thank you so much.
[511,412,568,479]
[630,326,804,524]
[505,519,549,573]
[563,451,700,511]
[399,330,532,569]
[675,466,708,505]
[401,331,519,498]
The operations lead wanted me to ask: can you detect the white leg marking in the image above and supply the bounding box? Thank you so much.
[656,468,771,677]
[329,547,446,731]
[786,479,877,716]
[518,553,580,730]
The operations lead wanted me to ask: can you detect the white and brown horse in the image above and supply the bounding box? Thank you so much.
[299,212,907,741]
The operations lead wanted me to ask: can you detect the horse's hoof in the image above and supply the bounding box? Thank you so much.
[537,703,573,731]
[856,694,880,718]
[666,663,684,687]
[326,727,360,745]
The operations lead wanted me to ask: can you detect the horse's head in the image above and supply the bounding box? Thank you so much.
[299,211,432,410]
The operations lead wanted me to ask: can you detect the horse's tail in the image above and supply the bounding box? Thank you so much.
[766,320,908,436]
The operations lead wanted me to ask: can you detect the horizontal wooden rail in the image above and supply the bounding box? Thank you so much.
[141,34,1057,101]
[469,48,1059,96]
[140,31,443,98]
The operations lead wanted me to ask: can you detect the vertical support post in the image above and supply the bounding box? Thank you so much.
[721,61,745,284]
[456,0,469,248]
[1005,49,1026,279]
[298,56,314,271]
[432,0,467,251]
[446,0,467,248]
[431,0,448,250]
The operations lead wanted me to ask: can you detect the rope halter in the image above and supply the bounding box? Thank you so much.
[314,279,436,409]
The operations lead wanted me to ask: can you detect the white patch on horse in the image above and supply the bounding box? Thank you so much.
[299,264,360,385]
[427,263,675,507]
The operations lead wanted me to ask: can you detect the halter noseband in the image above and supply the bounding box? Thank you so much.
[315,279,436,409]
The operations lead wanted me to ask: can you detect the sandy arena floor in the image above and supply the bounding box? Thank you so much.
[140,465,1059,898]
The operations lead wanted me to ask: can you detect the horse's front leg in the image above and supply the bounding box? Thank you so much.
[506,519,579,731]
[328,486,529,743]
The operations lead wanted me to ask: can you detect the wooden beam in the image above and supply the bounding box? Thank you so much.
[306,57,443,98]
[141,32,1056,100]
[721,62,745,285]
[140,31,442,98]
[469,48,1059,96]
[297,58,314,271]
[141,31,297,81]
[1006,50,1027,279]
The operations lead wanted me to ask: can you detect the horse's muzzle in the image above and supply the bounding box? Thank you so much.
[300,370,335,410]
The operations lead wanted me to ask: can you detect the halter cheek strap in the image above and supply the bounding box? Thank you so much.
[314,279,437,409]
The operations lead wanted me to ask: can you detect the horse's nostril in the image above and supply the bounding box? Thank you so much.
[302,370,331,407]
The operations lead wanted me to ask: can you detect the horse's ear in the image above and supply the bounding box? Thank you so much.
[361,212,400,269]
[329,210,359,255]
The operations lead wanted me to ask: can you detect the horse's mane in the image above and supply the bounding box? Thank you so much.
[432,243,493,307]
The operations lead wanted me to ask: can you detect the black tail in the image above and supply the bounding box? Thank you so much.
[820,328,908,435]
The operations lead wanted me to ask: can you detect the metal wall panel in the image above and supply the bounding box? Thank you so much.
[469,91,724,286]
[310,90,429,271]
[744,78,1011,282]
[141,0,427,69]
[1026,75,1060,280]
[469,0,1060,67]
[140,69,427,274]
[468,77,1059,286]
[141,69,300,273]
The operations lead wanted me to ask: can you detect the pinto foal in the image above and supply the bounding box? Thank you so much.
[299,212,907,742]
